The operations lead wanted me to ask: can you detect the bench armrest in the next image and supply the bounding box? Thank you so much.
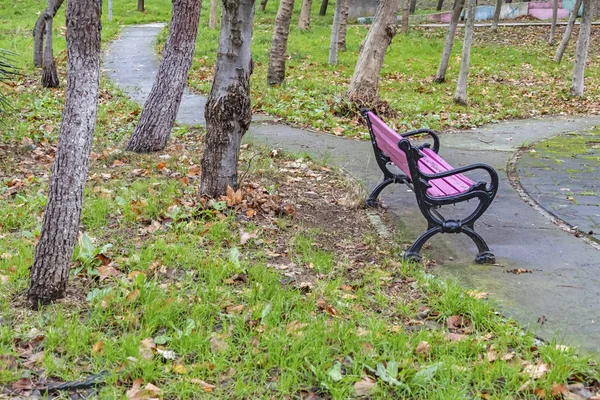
[421,163,499,193]
[401,129,440,153]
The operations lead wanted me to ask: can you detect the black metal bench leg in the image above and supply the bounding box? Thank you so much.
[403,226,442,263]
[462,225,495,264]
[366,176,395,208]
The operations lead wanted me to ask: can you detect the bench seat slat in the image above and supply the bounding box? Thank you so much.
[421,148,474,190]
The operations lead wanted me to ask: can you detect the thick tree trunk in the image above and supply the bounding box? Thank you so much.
[454,0,476,104]
[200,0,254,197]
[436,0,444,10]
[126,0,202,153]
[209,0,218,29]
[260,0,268,11]
[491,0,502,31]
[554,0,582,63]
[329,0,344,64]
[338,0,350,50]
[409,0,417,14]
[401,0,410,33]
[299,0,313,29]
[434,0,465,82]
[267,0,295,86]
[28,0,102,308]
[138,0,145,12]
[33,0,64,68]
[347,0,400,103]
[549,0,559,45]
[41,2,60,89]
[571,0,593,96]
[320,0,329,15]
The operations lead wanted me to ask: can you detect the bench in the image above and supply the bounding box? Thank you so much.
[361,108,498,264]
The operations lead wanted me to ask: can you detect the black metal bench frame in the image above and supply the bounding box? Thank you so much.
[361,109,499,264]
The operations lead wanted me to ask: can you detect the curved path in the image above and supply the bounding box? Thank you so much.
[105,24,600,353]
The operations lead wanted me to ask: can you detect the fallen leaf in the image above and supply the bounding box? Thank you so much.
[92,341,104,354]
[173,364,187,374]
[239,229,258,245]
[447,315,473,334]
[190,379,215,392]
[354,376,376,396]
[126,289,141,302]
[523,360,550,379]
[98,265,120,281]
[209,335,228,354]
[139,337,156,360]
[415,341,431,355]
[12,378,33,391]
[286,320,306,336]
[551,383,568,396]
[466,290,489,299]
[126,378,162,400]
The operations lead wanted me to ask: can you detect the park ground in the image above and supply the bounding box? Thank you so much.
[1,0,600,398]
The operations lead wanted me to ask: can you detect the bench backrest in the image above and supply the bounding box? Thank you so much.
[367,112,412,178]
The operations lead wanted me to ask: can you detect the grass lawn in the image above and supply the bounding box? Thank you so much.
[1,0,600,398]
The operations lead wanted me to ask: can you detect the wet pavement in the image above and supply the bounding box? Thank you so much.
[105,25,600,353]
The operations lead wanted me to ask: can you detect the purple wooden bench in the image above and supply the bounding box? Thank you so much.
[361,109,498,264]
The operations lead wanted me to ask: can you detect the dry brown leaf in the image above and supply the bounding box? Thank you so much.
[446,333,468,342]
[226,186,243,206]
[12,378,33,391]
[447,315,473,334]
[126,378,162,400]
[92,340,105,354]
[139,337,156,360]
[188,165,201,176]
[415,341,431,355]
[354,376,376,397]
[551,383,569,396]
[501,351,515,361]
[173,364,187,374]
[286,320,306,336]
[466,290,489,299]
[239,229,258,245]
[190,379,215,392]
[98,265,120,281]
[523,360,550,379]
[127,289,141,302]
[361,342,375,356]
[534,388,546,398]
[487,349,497,362]
[209,335,229,354]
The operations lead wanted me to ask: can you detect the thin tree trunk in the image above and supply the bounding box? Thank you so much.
[401,0,410,33]
[434,0,465,82]
[554,0,582,63]
[267,0,295,86]
[33,0,64,68]
[320,0,329,15]
[41,1,60,89]
[491,0,502,31]
[260,0,268,11]
[549,0,559,45]
[299,0,313,29]
[200,0,255,197]
[28,0,102,308]
[409,0,417,14]
[436,0,444,10]
[138,0,145,12]
[571,0,593,96]
[338,0,349,50]
[209,0,218,29]
[126,0,202,153]
[108,0,113,21]
[329,0,344,64]
[347,0,400,103]
[454,0,476,104]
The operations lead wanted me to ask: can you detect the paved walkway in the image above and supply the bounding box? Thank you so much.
[104,25,600,353]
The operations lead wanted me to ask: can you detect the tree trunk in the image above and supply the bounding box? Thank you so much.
[28,0,102,308]
[436,0,444,10]
[491,0,502,31]
[319,0,329,15]
[108,0,113,21]
[33,0,64,68]
[260,0,268,11]
[41,1,60,89]
[409,0,417,14]
[200,0,254,197]
[549,0,559,45]
[571,0,593,96]
[554,0,582,63]
[434,0,465,82]
[267,0,295,86]
[209,0,218,29]
[401,0,410,33]
[299,0,313,29]
[338,0,349,50]
[138,0,145,12]
[329,0,344,64]
[347,0,400,103]
[126,0,202,153]
[454,0,476,104]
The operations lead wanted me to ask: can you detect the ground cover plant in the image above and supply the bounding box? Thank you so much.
[185,5,600,137]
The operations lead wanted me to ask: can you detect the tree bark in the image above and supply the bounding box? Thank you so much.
[28,0,102,308]
[41,1,60,89]
[401,0,410,33]
[201,0,254,197]
[491,0,502,31]
[434,0,465,82]
[299,0,313,29]
[209,0,218,29]
[329,0,344,64]
[33,0,64,68]
[126,0,202,153]
[138,0,145,12]
[267,0,295,86]
[436,0,444,10]
[554,0,582,63]
[260,0,268,11]
[320,0,329,15]
[346,0,400,103]
[571,0,593,96]
[454,0,476,104]
[549,0,559,45]
[409,0,417,14]
[108,0,113,21]
[338,0,349,50]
